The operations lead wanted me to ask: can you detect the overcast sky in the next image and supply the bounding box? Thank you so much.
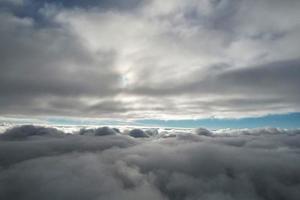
[0,0,300,122]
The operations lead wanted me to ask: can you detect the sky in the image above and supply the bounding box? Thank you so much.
[1,0,300,128]
[1,2,300,198]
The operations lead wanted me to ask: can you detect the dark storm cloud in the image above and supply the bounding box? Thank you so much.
[0,125,300,200]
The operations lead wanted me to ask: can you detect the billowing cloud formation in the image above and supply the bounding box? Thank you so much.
[194,127,213,136]
[128,129,149,138]
[0,0,300,119]
[0,125,64,140]
[79,126,120,136]
[0,125,300,200]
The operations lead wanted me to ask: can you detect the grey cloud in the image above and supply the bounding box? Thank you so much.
[128,59,300,117]
[0,11,122,116]
[0,125,137,167]
[79,126,119,136]
[217,59,300,96]
[32,0,145,11]
[128,129,149,138]
[0,125,63,140]
[86,100,128,115]
[194,127,212,136]
[130,59,300,97]
[0,21,119,96]
[214,127,300,136]
[1,0,300,118]
[145,128,159,137]
[0,125,300,200]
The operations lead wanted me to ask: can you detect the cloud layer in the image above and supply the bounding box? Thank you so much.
[0,125,300,200]
[0,0,300,119]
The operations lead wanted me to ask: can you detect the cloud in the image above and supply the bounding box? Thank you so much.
[194,127,212,136]
[79,126,120,136]
[128,129,149,138]
[0,125,300,200]
[0,125,64,140]
[0,125,137,167]
[0,10,121,117]
[0,0,300,119]
[221,127,298,134]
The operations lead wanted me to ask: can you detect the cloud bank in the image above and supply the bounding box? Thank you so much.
[0,125,300,200]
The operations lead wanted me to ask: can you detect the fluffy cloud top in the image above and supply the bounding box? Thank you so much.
[0,0,300,119]
[128,129,149,138]
[0,125,300,200]
[79,126,120,136]
[0,125,64,140]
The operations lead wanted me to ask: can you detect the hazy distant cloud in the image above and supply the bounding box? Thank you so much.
[0,125,300,200]
[0,0,300,119]
[0,125,63,140]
